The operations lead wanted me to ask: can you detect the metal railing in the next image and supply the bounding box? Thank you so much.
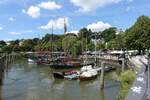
[146,58,150,99]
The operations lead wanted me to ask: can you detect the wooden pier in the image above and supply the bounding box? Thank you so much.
[0,53,20,85]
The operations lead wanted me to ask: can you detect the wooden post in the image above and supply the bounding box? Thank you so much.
[100,89,105,100]
[122,59,125,72]
[100,61,105,89]
[9,54,10,63]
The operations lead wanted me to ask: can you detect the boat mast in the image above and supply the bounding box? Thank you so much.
[64,17,67,59]
[51,24,53,61]
[95,33,97,67]
[86,32,88,66]
[64,17,67,34]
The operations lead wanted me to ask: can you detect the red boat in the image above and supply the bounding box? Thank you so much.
[53,70,79,79]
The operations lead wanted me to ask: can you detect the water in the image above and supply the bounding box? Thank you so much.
[0,59,120,100]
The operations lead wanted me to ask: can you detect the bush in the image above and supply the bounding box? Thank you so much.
[118,70,136,100]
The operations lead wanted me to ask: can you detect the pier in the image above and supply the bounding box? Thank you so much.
[0,53,20,85]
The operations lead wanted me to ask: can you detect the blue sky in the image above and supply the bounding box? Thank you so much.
[0,0,150,41]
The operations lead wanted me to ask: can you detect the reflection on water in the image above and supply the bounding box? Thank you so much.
[0,60,120,100]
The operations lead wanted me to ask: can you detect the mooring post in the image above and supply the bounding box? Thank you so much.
[9,54,10,63]
[100,61,105,89]
[5,54,7,67]
[122,59,125,72]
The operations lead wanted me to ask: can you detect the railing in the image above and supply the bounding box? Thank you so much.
[145,58,150,99]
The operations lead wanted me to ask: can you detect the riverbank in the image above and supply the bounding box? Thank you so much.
[118,55,147,100]
[118,70,136,100]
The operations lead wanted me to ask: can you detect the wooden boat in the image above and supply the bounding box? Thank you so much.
[50,59,81,69]
[53,72,64,79]
[53,70,79,79]
[50,63,81,69]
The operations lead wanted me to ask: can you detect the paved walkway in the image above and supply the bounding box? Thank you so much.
[126,56,148,100]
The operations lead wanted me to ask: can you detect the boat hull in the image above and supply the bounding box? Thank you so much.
[79,75,97,81]
[53,72,64,79]
[50,64,81,69]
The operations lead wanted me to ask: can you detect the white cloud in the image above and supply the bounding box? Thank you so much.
[22,9,26,13]
[40,17,68,30]
[26,6,40,18]
[126,6,134,12]
[87,21,111,32]
[24,1,61,18]
[9,17,15,21]
[9,32,21,35]
[38,1,61,10]
[126,0,133,2]
[70,0,132,12]
[0,26,3,30]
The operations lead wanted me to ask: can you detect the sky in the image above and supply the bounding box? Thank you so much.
[0,0,150,41]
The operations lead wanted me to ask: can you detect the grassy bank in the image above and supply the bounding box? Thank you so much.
[118,70,136,100]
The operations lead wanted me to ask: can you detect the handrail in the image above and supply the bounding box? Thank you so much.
[146,58,150,99]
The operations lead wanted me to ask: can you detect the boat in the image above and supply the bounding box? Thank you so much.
[28,58,36,64]
[79,31,99,81]
[81,65,93,72]
[50,63,80,69]
[79,69,98,81]
[104,66,116,72]
[64,73,80,80]
[53,72,64,79]
[50,58,81,69]
[53,70,79,79]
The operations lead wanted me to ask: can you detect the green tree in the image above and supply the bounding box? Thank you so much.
[101,27,116,42]
[21,39,35,52]
[0,40,6,47]
[62,33,83,57]
[125,15,150,54]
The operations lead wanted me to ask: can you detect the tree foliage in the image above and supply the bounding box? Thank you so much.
[125,15,150,53]
[1,15,150,55]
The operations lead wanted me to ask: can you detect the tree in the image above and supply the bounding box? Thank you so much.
[62,34,77,56]
[107,32,125,50]
[21,39,35,52]
[101,27,116,42]
[78,28,93,42]
[125,15,150,54]
[61,33,83,57]
[0,40,6,47]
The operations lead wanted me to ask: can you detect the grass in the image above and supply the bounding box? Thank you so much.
[118,69,136,100]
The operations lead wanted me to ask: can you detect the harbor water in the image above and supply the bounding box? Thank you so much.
[0,59,120,100]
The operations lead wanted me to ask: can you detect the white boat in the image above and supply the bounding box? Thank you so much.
[81,65,93,72]
[28,58,35,64]
[79,69,98,81]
